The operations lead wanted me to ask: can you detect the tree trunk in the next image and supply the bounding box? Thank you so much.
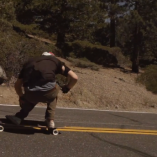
[110,17,116,47]
[56,0,67,49]
[110,0,116,47]
[56,31,65,48]
[132,2,140,73]
[132,32,140,73]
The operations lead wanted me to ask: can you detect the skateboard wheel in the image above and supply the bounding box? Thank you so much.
[0,125,4,132]
[52,129,59,135]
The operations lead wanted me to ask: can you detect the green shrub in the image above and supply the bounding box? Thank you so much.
[13,21,51,39]
[64,40,128,68]
[0,27,62,80]
[69,52,77,58]
[137,65,157,94]
[67,57,99,71]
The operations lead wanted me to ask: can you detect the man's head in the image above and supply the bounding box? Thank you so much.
[42,52,55,56]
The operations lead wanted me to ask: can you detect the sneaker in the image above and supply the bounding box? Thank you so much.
[45,119,55,129]
[6,115,22,125]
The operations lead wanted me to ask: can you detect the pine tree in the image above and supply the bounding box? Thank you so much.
[100,0,126,47]
[119,0,157,73]
[14,0,107,47]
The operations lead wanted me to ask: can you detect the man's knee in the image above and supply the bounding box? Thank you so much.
[19,96,35,111]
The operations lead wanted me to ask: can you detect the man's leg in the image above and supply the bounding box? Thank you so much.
[45,97,57,120]
[45,98,57,128]
[6,96,36,125]
[15,96,36,119]
[44,85,60,128]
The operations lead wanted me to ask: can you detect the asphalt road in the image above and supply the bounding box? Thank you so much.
[0,105,157,157]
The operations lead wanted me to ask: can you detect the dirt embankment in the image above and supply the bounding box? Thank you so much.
[1,57,157,113]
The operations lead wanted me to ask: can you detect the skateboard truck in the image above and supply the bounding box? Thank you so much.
[0,125,4,132]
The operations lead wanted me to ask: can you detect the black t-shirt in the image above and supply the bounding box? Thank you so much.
[18,56,70,87]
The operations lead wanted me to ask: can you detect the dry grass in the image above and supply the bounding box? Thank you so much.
[67,57,100,71]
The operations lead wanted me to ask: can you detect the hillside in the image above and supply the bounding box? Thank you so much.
[0,57,157,113]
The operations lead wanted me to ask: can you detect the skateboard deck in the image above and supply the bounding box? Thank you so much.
[0,119,60,135]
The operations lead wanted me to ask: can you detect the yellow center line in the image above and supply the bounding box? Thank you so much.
[59,126,157,133]
[57,129,157,136]
[23,126,157,136]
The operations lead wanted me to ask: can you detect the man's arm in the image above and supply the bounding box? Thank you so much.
[61,65,78,92]
[66,70,78,89]
[14,79,23,97]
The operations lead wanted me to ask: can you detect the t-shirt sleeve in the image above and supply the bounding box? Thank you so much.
[56,59,71,76]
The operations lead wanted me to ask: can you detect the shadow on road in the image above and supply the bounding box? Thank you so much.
[0,118,51,135]
[2,128,50,135]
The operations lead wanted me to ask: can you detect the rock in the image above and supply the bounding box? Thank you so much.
[74,100,82,106]
[119,78,125,82]
[115,105,119,109]
[149,104,156,108]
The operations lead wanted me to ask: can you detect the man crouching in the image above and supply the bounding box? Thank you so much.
[6,52,78,129]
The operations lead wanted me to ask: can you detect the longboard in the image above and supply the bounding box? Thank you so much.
[0,120,60,135]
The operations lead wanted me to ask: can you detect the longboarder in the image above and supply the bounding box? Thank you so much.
[6,52,78,130]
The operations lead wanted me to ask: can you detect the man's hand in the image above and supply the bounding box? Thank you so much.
[61,66,78,89]
[61,85,70,93]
